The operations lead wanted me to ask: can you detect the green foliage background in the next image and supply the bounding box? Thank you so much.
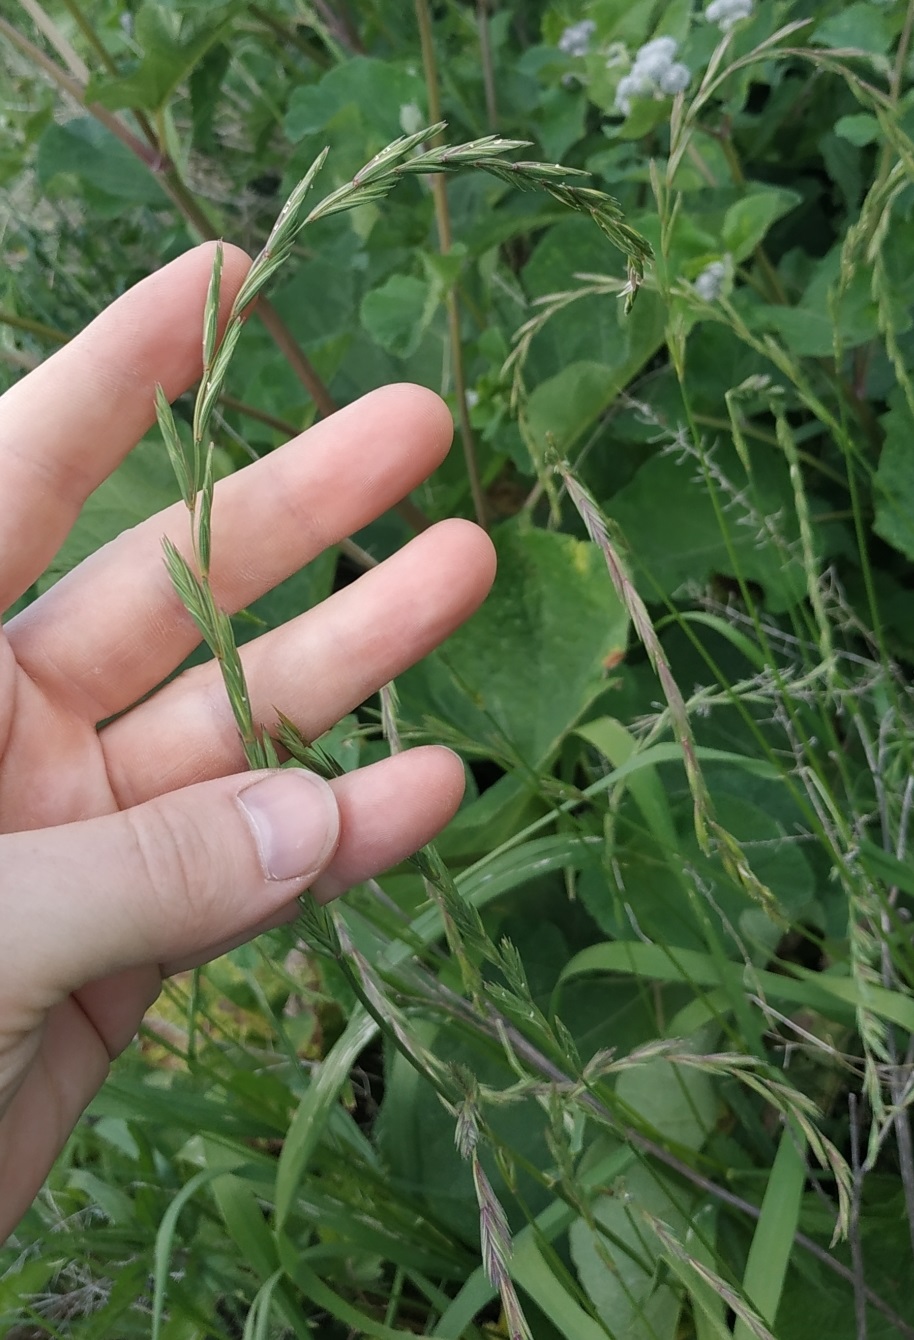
[4,1,914,1337]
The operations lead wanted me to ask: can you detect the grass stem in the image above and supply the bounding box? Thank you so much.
[477,0,498,131]
[415,0,488,529]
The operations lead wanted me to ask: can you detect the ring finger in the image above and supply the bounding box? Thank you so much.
[101,519,494,807]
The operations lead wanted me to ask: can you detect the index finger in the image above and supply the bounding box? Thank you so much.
[0,242,251,612]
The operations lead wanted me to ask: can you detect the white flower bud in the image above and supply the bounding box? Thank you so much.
[705,0,754,32]
[399,102,424,137]
[614,73,639,114]
[632,35,679,82]
[693,260,728,302]
[616,35,691,114]
[659,61,691,95]
[558,19,597,58]
[635,36,679,66]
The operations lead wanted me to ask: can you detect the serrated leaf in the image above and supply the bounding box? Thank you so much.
[87,2,240,113]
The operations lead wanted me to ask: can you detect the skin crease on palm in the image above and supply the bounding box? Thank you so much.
[0,242,496,1239]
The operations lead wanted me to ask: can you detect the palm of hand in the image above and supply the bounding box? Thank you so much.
[0,244,493,1230]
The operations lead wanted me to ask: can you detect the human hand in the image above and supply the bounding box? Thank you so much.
[0,243,495,1238]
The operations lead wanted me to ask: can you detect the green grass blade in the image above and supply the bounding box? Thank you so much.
[560,941,914,1033]
[732,1122,806,1340]
[152,1168,230,1340]
[575,716,678,849]
[209,1169,278,1278]
[648,1210,777,1340]
[507,1238,610,1340]
[242,1269,284,1340]
[686,1206,727,1340]
[279,1252,421,1339]
[274,1007,376,1229]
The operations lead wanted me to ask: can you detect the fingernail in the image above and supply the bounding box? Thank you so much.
[237,771,340,882]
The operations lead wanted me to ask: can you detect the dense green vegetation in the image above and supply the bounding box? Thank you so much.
[4,1,914,1335]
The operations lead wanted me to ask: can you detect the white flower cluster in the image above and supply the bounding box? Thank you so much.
[615,36,691,115]
[693,260,728,302]
[705,0,754,32]
[558,19,596,58]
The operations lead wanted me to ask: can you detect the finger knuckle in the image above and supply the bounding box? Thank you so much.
[122,804,218,944]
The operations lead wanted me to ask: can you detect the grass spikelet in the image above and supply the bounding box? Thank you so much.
[471,1155,532,1340]
[553,455,713,851]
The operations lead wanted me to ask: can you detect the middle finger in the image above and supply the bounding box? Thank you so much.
[6,384,452,722]
[100,519,495,807]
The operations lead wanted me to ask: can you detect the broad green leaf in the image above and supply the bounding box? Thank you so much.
[722,187,801,263]
[66,1169,136,1225]
[753,244,884,357]
[569,1164,691,1338]
[525,360,626,455]
[604,441,810,613]
[615,1054,717,1153]
[376,1023,488,1244]
[812,3,894,55]
[835,113,881,146]
[776,1191,914,1337]
[521,218,667,389]
[190,41,232,150]
[37,117,167,206]
[511,1238,609,1340]
[284,57,424,143]
[360,273,431,358]
[434,771,542,862]
[377,921,595,1241]
[268,240,360,351]
[532,83,587,162]
[398,523,629,770]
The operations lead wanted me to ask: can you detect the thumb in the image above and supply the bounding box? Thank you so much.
[0,769,340,1005]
